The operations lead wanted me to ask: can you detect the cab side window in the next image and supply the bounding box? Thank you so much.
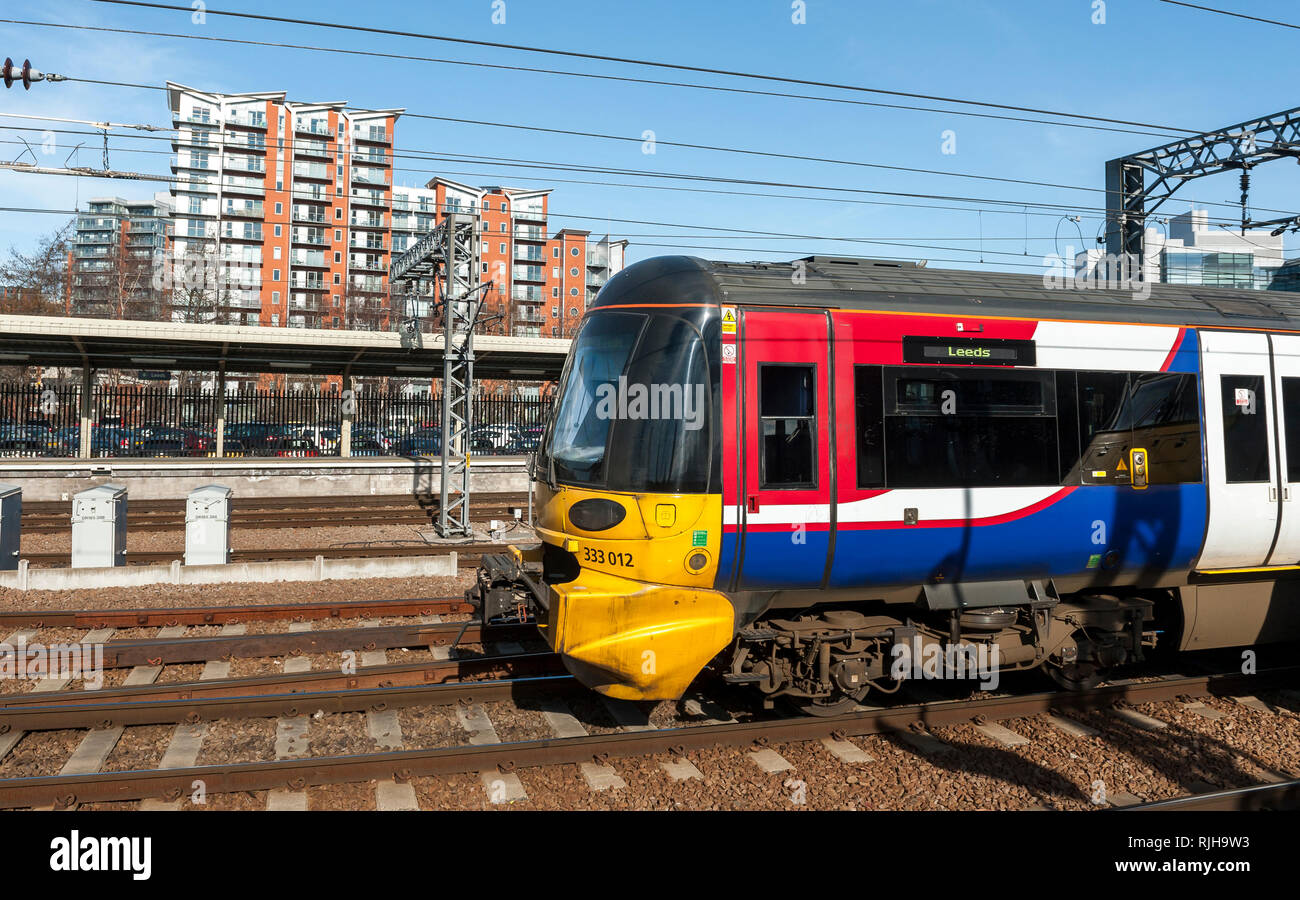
[759,364,816,488]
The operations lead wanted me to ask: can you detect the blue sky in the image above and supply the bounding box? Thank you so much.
[2,0,1300,271]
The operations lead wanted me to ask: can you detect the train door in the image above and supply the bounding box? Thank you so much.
[1197,331,1280,569]
[735,309,834,589]
[1266,334,1300,566]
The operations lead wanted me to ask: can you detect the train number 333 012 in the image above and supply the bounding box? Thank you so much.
[581,546,634,567]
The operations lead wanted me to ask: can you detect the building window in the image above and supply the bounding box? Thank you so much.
[274,225,282,237]
[334,252,341,263]
[481,241,488,253]
[569,307,578,316]
[500,201,507,212]
[333,295,339,306]
[332,316,340,326]
[551,307,558,317]
[551,287,559,298]
[482,262,488,273]
[552,247,560,258]
[571,246,580,256]
[334,273,341,284]
[335,229,342,241]
[272,291,280,303]
[570,287,579,296]
[552,267,559,278]
[570,267,579,277]
[271,314,280,326]
[274,202,283,215]
[272,269,281,282]
[273,246,282,259]
[335,209,342,220]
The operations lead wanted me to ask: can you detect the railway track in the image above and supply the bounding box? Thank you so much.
[0,659,1293,809]
[1129,778,1300,811]
[20,492,529,534]
[19,541,510,568]
[0,595,473,628]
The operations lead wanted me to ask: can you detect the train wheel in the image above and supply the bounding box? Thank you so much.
[1046,660,1107,691]
[787,688,869,717]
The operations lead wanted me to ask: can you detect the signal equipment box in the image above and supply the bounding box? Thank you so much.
[0,484,19,571]
[185,484,232,566]
[71,484,128,568]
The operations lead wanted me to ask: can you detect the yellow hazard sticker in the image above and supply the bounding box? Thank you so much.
[1116,459,1128,472]
[721,306,737,334]
[1091,470,1107,479]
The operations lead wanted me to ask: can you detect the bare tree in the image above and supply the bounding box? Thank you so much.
[0,223,71,315]
[167,240,234,325]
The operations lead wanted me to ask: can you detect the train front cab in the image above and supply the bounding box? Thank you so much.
[523,304,736,700]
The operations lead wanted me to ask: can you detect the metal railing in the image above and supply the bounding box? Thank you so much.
[0,385,550,459]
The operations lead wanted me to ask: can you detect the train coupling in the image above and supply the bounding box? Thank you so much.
[467,548,546,626]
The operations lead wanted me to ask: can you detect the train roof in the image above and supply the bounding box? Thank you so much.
[591,254,1300,331]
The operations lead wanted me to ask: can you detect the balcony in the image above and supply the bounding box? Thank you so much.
[352,190,387,209]
[222,176,263,196]
[223,200,264,219]
[349,255,386,272]
[224,155,265,175]
[292,163,330,182]
[587,250,609,268]
[513,225,546,241]
[587,273,608,288]
[226,135,267,153]
[290,274,326,290]
[180,176,217,195]
[350,276,384,293]
[294,119,332,137]
[290,250,327,267]
[351,214,386,230]
[291,206,328,225]
[514,206,546,223]
[222,224,262,242]
[356,151,390,167]
[225,111,267,130]
[291,230,327,246]
[512,265,544,283]
[514,246,545,263]
[352,128,390,145]
[514,308,545,325]
[351,168,387,187]
[511,286,544,303]
[294,139,331,159]
[171,154,212,171]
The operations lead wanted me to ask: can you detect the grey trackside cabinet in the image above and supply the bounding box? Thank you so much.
[186,484,232,566]
[71,484,128,568]
[0,484,19,571]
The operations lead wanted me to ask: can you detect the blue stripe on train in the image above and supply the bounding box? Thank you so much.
[723,483,1207,590]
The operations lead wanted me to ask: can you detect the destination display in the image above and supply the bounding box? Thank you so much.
[902,335,1037,366]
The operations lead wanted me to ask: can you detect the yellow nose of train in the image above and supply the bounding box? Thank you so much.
[526,482,735,700]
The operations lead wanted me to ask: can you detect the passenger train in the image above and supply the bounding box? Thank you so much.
[471,255,1300,714]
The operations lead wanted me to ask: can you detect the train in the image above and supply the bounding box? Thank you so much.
[470,254,1300,714]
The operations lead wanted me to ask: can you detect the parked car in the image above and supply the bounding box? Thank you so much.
[472,424,523,449]
[271,436,320,458]
[138,427,211,457]
[348,437,386,457]
[392,429,440,456]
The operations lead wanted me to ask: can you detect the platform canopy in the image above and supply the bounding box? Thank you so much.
[0,315,571,379]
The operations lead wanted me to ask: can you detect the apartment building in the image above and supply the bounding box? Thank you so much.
[392,177,627,338]
[166,82,401,329]
[68,194,174,317]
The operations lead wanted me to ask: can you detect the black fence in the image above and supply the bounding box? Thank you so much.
[0,384,551,458]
